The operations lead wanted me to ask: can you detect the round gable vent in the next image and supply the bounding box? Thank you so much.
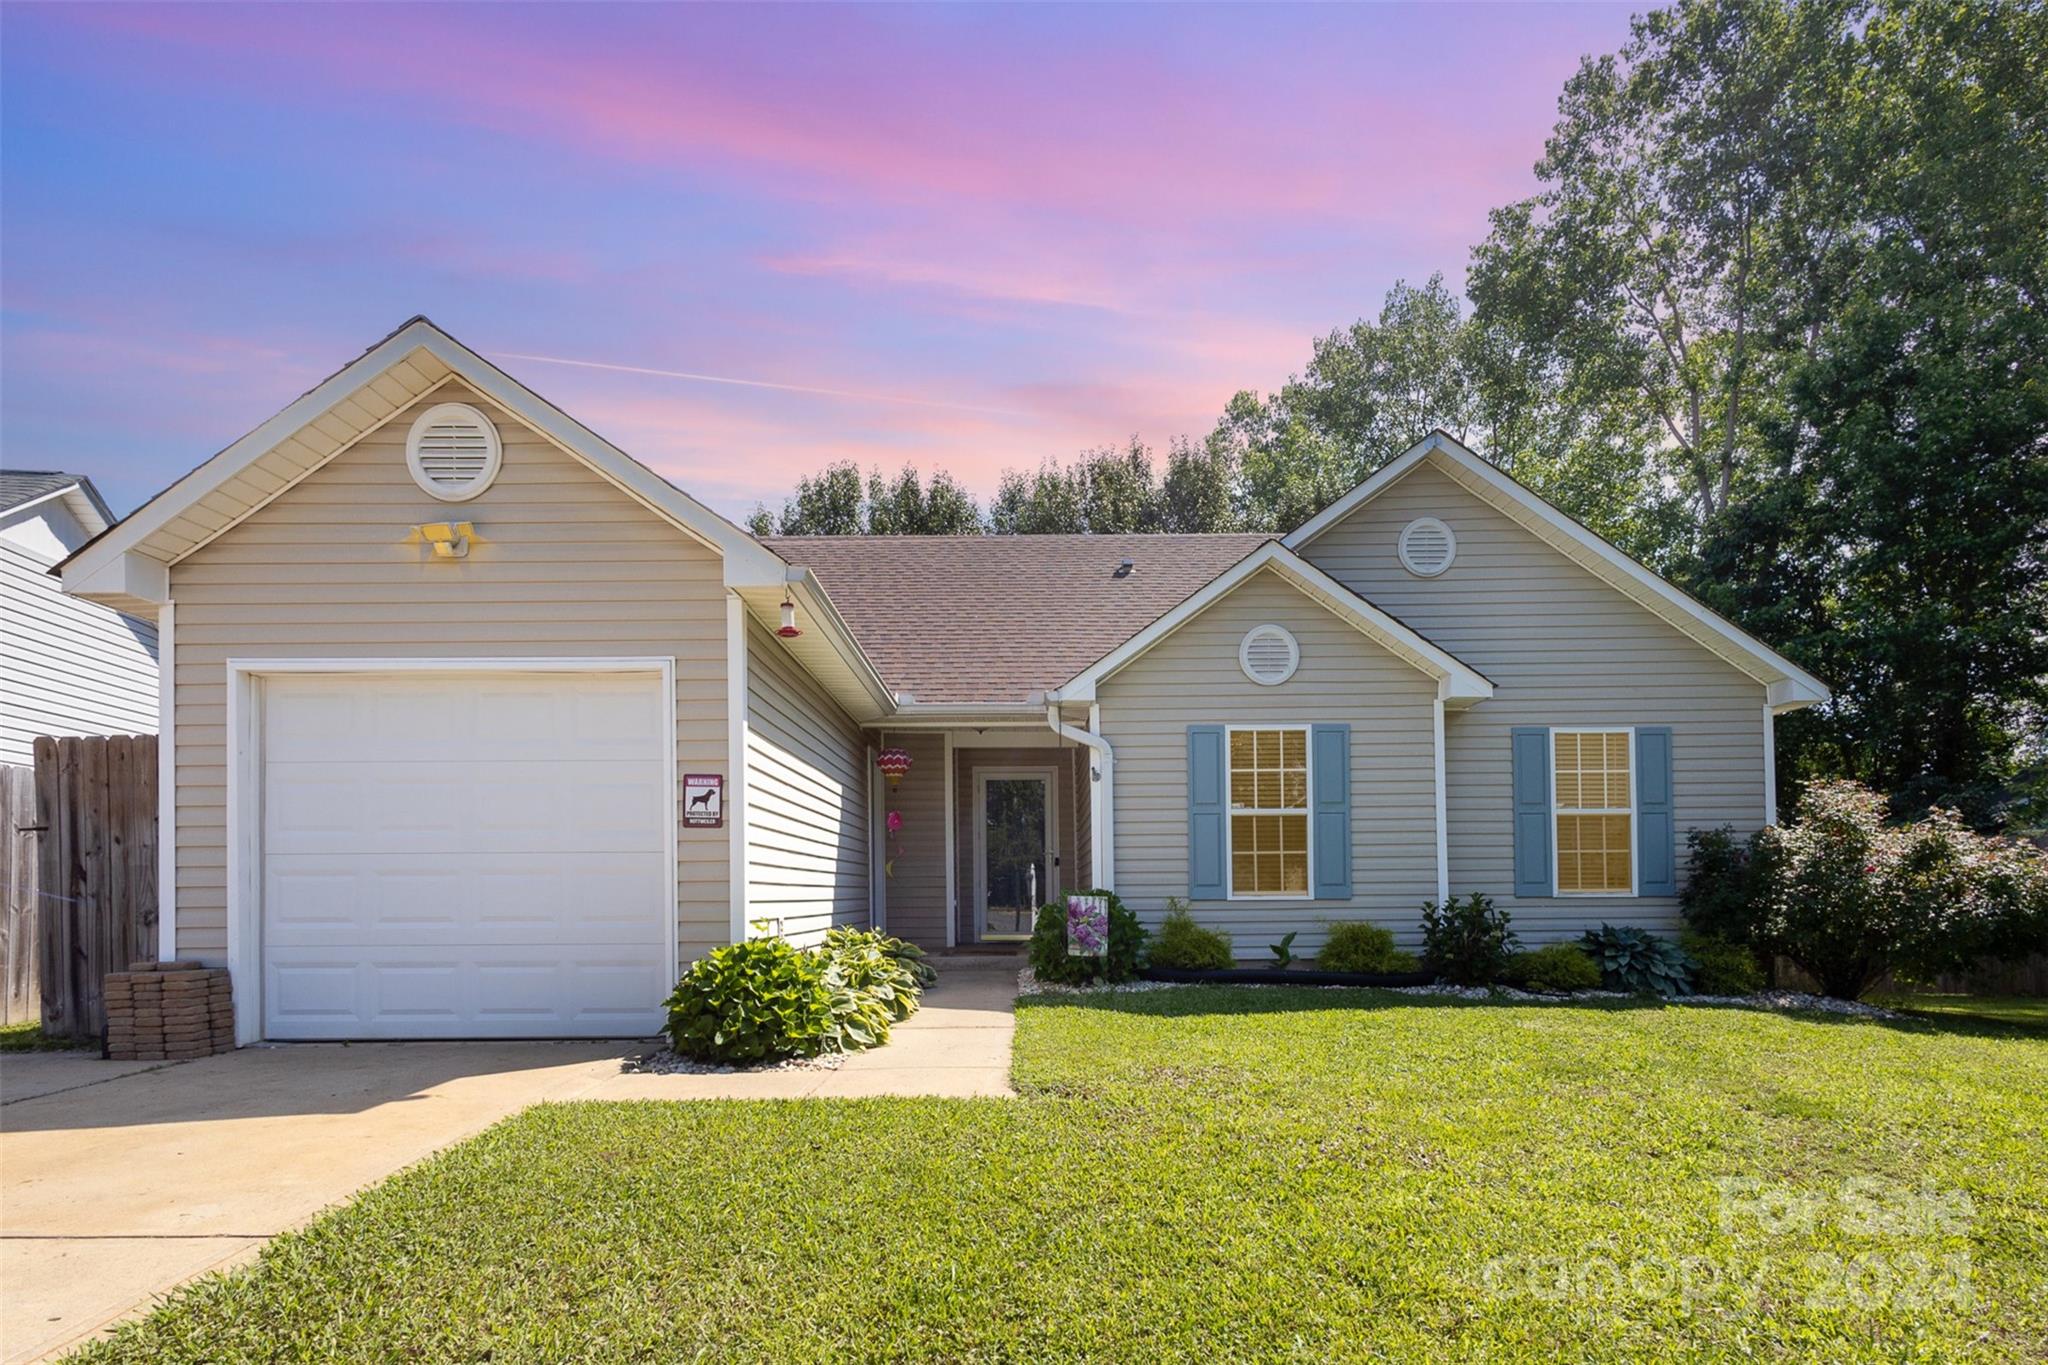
[1239,624,1299,686]
[1398,516,1456,576]
[406,402,502,502]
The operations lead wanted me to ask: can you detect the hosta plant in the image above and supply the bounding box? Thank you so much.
[1581,924,1695,997]
[663,938,833,1064]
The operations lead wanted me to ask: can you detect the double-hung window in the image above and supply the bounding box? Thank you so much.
[1552,729,1634,894]
[1228,726,1310,896]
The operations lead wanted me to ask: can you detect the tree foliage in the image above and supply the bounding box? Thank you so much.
[752,460,983,537]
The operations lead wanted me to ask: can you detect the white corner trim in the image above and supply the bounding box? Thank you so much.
[1056,540,1491,704]
[1763,704,1778,827]
[1432,694,1449,905]
[727,596,751,945]
[222,656,679,1045]
[868,743,886,932]
[943,731,958,948]
[156,602,177,961]
[1050,704,1114,891]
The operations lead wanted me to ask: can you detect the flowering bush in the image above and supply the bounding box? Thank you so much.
[1029,888,1144,984]
[1753,780,2048,999]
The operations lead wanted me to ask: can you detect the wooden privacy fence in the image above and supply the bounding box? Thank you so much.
[26,735,159,1039]
[2,765,38,1023]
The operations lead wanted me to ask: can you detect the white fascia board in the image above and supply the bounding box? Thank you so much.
[61,549,168,608]
[1285,430,1831,705]
[57,316,790,593]
[782,568,898,718]
[1054,541,1492,704]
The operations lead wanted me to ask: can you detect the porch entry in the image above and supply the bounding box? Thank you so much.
[974,768,1058,940]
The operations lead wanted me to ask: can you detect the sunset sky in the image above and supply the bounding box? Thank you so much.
[1,2,1639,520]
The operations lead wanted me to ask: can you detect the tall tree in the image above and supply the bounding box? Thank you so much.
[757,460,985,536]
[1159,436,1239,533]
[1697,0,2048,824]
[1468,0,1860,534]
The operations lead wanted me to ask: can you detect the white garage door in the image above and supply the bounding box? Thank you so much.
[260,670,671,1040]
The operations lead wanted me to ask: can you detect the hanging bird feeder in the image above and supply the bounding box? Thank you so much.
[777,596,803,638]
[877,747,913,787]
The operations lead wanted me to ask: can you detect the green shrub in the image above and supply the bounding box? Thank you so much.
[1317,922,1419,975]
[1681,825,1767,944]
[1030,889,1145,984]
[1751,779,2048,999]
[1508,942,1602,993]
[1680,930,1765,994]
[819,927,933,1049]
[1146,899,1234,970]
[1420,893,1519,986]
[664,938,832,1063]
[1581,924,1695,997]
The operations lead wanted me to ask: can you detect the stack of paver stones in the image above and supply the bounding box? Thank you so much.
[103,961,235,1060]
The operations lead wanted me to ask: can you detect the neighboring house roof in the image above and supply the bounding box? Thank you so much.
[1285,431,1831,708]
[1053,540,1494,707]
[0,470,114,536]
[766,533,1269,705]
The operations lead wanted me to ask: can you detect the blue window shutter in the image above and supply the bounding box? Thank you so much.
[1636,726,1676,896]
[1187,726,1226,899]
[1510,727,1552,897]
[1311,724,1351,899]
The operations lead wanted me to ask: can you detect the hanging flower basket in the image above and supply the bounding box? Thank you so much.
[877,748,913,787]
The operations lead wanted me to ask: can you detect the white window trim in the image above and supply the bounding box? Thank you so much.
[405,401,503,503]
[1547,725,1638,898]
[1223,722,1314,902]
[222,656,679,1045]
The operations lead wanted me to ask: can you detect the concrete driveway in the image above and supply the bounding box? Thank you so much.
[0,962,1016,1362]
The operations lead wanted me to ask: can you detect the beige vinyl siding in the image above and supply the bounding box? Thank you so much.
[1098,569,1439,959]
[745,619,869,945]
[952,745,1089,943]
[168,381,730,971]
[2,540,159,764]
[1299,461,1768,938]
[876,731,948,948]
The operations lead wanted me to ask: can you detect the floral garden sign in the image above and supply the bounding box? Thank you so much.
[1066,895,1108,957]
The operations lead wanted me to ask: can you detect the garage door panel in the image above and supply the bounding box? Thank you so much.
[265,949,668,1039]
[260,671,672,1040]
[265,760,664,855]
[266,852,668,946]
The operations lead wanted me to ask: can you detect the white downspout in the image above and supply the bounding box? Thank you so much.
[1432,687,1450,905]
[1048,703,1113,891]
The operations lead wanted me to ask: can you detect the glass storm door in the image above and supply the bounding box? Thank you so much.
[979,773,1053,940]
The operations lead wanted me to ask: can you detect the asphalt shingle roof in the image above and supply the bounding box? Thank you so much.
[765,533,1273,705]
[0,470,90,515]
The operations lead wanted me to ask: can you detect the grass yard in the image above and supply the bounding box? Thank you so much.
[75,990,2046,1362]
[1868,992,2048,1037]
[0,1020,91,1052]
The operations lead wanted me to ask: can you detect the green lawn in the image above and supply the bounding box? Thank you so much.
[1868,991,2048,1036]
[75,990,2046,1362]
[0,1019,91,1052]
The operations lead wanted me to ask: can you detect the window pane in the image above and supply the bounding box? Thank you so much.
[1283,730,1306,766]
[1231,731,1254,766]
[1281,851,1308,893]
[1255,730,1278,767]
[1257,771,1282,808]
[1230,766,1254,807]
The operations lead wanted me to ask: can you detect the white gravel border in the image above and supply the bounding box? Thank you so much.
[620,1047,846,1076]
[1018,968,1901,1020]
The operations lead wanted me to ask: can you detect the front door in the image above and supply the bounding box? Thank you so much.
[976,769,1056,941]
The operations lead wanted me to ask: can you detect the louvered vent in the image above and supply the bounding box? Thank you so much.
[1239,624,1299,686]
[406,402,502,502]
[1398,516,1456,576]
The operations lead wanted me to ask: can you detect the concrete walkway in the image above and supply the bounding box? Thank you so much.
[0,962,1015,1361]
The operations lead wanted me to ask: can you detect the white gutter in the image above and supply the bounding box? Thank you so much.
[1047,704,1114,891]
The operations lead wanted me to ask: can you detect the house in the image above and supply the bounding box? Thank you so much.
[58,318,1828,1043]
[2,471,159,766]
